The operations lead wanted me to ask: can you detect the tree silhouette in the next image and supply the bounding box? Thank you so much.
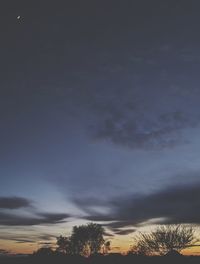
[57,223,106,257]
[102,240,111,255]
[133,225,195,256]
[0,249,10,256]
[33,247,54,257]
[56,235,73,255]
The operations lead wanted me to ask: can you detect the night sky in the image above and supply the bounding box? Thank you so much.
[1,0,200,254]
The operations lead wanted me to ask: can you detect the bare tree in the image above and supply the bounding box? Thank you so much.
[133,225,195,256]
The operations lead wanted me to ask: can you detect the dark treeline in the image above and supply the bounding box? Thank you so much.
[1,254,200,264]
[1,223,200,263]
[34,223,198,257]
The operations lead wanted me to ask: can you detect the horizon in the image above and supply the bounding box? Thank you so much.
[1,0,200,257]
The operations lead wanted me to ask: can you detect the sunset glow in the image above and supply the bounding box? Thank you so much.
[1,1,200,260]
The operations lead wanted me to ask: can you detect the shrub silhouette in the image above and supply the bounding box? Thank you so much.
[33,247,54,257]
[132,225,195,256]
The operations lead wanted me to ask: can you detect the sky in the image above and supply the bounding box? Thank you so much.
[1,0,200,255]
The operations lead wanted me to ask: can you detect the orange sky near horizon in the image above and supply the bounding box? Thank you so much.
[1,235,200,256]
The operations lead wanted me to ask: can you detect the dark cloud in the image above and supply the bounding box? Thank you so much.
[0,196,70,226]
[0,212,69,226]
[15,239,36,244]
[84,215,115,222]
[0,195,70,248]
[114,229,136,235]
[95,109,196,149]
[0,197,32,209]
[104,221,134,230]
[112,184,200,225]
[78,37,200,150]
[37,213,70,223]
[103,231,114,237]
[38,242,54,246]
[38,234,56,241]
[0,233,56,244]
[82,183,200,228]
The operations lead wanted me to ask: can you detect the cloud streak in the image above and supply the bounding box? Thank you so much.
[0,197,32,209]
[114,229,136,235]
[0,211,69,226]
[81,183,200,229]
[0,196,70,227]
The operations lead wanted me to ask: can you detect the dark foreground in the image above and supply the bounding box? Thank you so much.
[1,255,200,264]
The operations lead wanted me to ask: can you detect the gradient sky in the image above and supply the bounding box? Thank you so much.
[1,0,200,254]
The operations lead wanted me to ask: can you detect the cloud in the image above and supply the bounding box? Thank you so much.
[0,235,36,244]
[0,212,70,226]
[84,215,115,222]
[37,234,56,241]
[103,231,114,237]
[95,110,194,149]
[14,239,36,244]
[0,233,56,244]
[82,183,200,228]
[0,196,70,227]
[38,242,54,246]
[0,197,32,209]
[34,43,200,151]
[114,229,136,235]
[104,221,134,230]
[112,184,200,225]
[75,46,200,150]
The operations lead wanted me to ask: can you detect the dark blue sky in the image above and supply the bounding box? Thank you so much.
[1,0,200,253]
